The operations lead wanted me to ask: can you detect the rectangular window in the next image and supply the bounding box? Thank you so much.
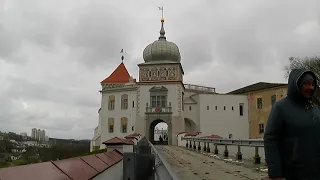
[110,100,115,110]
[189,106,192,111]
[271,95,276,106]
[109,125,114,133]
[207,106,209,110]
[132,126,134,131]
[215,106,217,110]
[123,99,128,109]
[122,125,127,133]
[257,98,262,109]
[151,96,157,107]
[259,124,264,134]
[160,96,166,108]
[232,106,234,110]
[132,101,135,108]
[239,103,244,116]
[224,106,226,110]
[151,96,166,108]
[156,96,161,107]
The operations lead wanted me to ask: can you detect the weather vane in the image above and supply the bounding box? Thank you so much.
[158,6,164,19]
[120,49,124,62]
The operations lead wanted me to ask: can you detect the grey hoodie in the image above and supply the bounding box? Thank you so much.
[264,69,320,180]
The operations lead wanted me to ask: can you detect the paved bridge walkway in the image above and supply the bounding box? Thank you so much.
[155,145,268,180]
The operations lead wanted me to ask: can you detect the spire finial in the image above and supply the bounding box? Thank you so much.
[120,49,124,62]
[158,6,166,40]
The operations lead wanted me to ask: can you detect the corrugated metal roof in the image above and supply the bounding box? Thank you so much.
[0,150,123,180]
[105,151,121,163]
[52,157,98,180]
[110,151,123,161]
[95,153,116,166]
[0,161,70,180]
[80,155,108,173]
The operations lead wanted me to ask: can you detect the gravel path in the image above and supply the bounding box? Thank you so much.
[155,145,268,180]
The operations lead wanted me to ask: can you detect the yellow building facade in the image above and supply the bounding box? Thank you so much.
[228,82,288,139]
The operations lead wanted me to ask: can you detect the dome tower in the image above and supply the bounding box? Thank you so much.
[143,18,181,63]
[138,17,184,82]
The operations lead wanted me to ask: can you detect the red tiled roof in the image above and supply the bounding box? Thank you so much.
[100,62,136,84]
[177,132,202,136]
[184,132,202,137]
[0,150,123,180]
[102,137,134,145]
[201,134,222,139]
[124,133,140,139]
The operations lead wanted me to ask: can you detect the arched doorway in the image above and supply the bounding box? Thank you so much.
[149,119,168,145]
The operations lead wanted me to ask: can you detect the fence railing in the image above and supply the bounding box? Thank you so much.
[123,136,179,180]
[182,137,264,164]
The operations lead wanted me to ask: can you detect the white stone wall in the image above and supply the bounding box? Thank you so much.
[99,90,137,149]
[198,94,249,139]
[177,133,187,147]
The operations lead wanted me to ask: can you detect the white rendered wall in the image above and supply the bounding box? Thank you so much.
[197,94,249,139]
[99,89,137,149]
[93,160,123,180]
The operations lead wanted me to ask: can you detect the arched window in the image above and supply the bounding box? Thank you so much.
[121,94,128,110]
[121,117,128,133]
[108,118,114,133]
[108,95,115,110]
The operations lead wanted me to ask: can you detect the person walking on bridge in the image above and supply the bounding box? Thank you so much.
[264,69,320,180]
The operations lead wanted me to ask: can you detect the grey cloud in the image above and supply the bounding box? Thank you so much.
[63,3,134,68]
[0,0,60,62]
[177,34,214,71]
[2,75,99,108]
[1,0,320,139]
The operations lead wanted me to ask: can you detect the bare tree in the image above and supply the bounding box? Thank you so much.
[284,56,320,105]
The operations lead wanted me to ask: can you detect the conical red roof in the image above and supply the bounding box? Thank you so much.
[100,63,136,84]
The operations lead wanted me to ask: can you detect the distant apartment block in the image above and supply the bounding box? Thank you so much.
[31,128,46,141]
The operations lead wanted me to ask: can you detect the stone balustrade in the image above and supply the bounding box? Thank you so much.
[182,137,265,164]
[184,84,216,93]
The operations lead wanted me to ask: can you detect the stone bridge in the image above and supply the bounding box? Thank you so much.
[0,136,269,180]
[123,136,268,180]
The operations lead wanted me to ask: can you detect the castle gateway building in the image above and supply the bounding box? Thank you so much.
[91,19,249,150]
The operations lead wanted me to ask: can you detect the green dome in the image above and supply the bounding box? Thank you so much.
[143,20,181,63]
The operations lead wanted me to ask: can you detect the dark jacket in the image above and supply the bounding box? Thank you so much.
[264,69,320,180]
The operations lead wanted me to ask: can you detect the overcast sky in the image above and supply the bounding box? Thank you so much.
[0,0,320,139]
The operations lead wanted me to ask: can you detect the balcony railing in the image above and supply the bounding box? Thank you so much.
[184,84,216,93]
[145,107,172,113]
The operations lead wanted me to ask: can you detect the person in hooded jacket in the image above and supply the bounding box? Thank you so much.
[264,69,320,180]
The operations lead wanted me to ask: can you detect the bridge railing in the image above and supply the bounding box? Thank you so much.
[123,136,179,180]
[182,137,264,164]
